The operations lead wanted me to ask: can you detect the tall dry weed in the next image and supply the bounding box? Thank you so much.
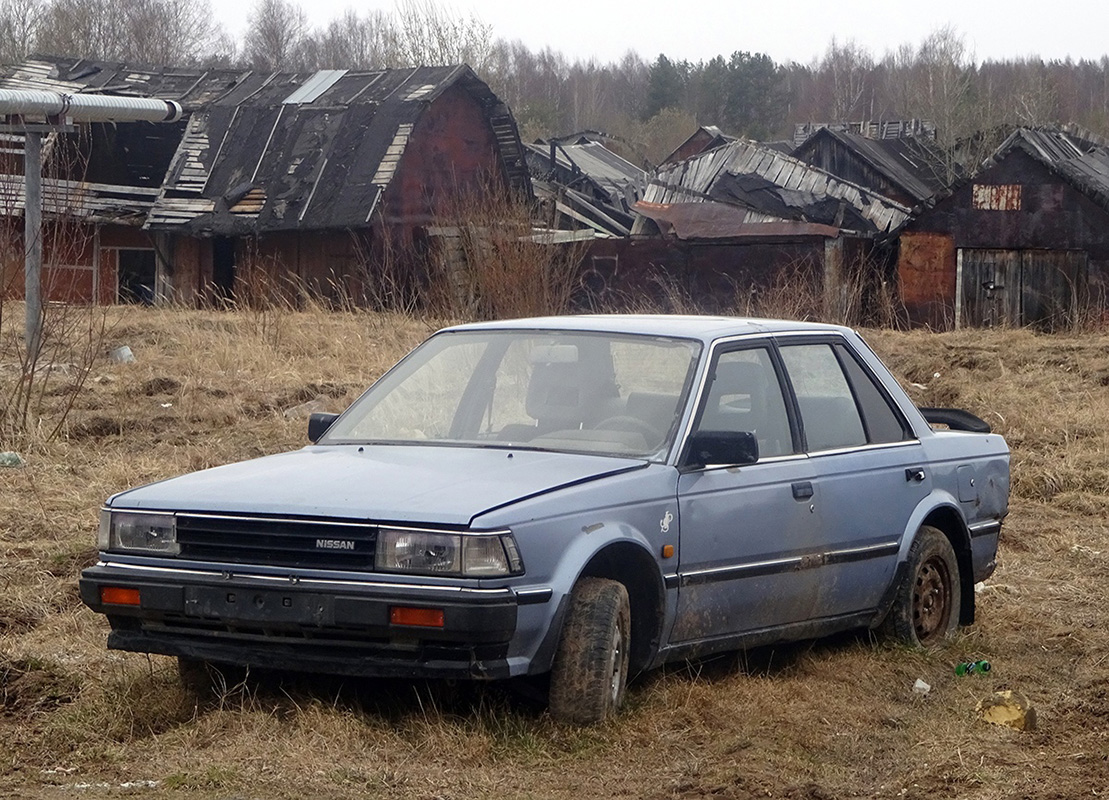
[422,175,588,321]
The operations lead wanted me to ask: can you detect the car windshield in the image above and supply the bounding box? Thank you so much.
[323,329,703,459]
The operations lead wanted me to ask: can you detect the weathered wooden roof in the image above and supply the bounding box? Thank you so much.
[903,126,1109,230]
[983,127,1109,213]
[0,56,530,234]
[638,138,911,236]
[659,125,737,166]
[792,119,936,148]
[793,127,949,204]
[0,174,158,222]
[525,139,645,235]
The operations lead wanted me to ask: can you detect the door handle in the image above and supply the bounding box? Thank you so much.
[792,481,814,500]
[905,467,926,483]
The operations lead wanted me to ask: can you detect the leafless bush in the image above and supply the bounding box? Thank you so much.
[739,260,826,321]
[0,133,109,448]
[421,179,588,321]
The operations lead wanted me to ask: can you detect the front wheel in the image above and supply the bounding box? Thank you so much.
[880,525,961,646]
[549,577,631,724]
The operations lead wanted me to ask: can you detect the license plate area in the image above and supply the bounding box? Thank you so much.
[184,586,334,626]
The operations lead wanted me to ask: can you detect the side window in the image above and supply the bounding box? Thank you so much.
[779,343,867,451]
[836,345,911,444]
[695,347,793,457]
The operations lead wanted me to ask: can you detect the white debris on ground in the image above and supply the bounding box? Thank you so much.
[0,451,25,467]
[283,394,329,418]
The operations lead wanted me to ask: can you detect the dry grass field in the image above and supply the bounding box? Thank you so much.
[2,304,1108,799]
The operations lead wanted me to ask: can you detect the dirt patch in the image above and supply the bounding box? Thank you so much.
[68,415,129,439]
[0,658,78,716]
[0,610,40,635]
[140,377,181,396]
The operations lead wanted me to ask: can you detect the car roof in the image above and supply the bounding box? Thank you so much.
[441,315,854,344]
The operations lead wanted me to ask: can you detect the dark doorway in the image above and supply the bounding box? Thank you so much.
[118,249,157,304]
[213,237,236,302]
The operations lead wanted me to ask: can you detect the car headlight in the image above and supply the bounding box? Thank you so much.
[375,528,523,577]
[101,509,179,555]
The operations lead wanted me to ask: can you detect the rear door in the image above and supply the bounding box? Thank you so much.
[775,337,926,619]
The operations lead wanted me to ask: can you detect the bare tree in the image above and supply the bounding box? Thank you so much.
[36,0,128,60]
[392,0,493,70]
[245,0,308,71]
[0,0,43,64]
[124,0,224,64]
[32,0,226,64]
[314,8,397,69]
[820,37,875,120]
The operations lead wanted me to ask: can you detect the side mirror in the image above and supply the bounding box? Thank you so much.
[682,430,759,470]
[308,412,339,443]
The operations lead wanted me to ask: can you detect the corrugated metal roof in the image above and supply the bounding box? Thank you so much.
[637,138,910,236]
[282,69,347,104]
[0,56,531,234]
[525,139,645,236]
[525,140,644,203]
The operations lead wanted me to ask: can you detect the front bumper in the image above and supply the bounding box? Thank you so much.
[80,561,521,679]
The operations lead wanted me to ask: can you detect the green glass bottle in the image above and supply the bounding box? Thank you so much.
[955,660,992,676]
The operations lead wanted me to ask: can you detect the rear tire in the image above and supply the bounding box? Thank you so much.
[880,525,961,646]
[549,577,631,724]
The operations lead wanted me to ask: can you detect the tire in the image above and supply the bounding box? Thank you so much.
[880,525,961,647]
[549,577,631,725]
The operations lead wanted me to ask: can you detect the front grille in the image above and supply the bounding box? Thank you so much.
[176,513,377,570]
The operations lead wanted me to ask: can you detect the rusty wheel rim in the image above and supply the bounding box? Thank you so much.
[912,555,953,644]
[608,620,627,704]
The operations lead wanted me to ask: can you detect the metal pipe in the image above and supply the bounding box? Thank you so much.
[0,88,182,123]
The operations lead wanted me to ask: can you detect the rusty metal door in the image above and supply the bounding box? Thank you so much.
[961,249,1020,327]
[961,248,1087,328]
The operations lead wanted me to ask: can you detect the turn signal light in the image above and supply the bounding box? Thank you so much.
[390,606,444,628]
[100,586,141,606]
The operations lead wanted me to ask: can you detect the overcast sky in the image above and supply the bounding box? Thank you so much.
[214,0,1109,66]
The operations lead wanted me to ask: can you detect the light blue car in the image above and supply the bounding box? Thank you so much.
[80,316,1010,723]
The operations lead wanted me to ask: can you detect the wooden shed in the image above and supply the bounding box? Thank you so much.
[897,127,1109,329]
[793,127,949,208]
[0,56,530,307]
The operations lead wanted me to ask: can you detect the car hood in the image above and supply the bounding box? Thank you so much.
[107,445,647,527]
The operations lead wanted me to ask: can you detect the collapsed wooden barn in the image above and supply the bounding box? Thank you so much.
[585,137,911,321]
[0,56,530,307]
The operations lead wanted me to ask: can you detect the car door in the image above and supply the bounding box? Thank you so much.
[775,338,927,620]
[671,343,822,643]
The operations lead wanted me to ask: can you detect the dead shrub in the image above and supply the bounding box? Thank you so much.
[422,175,588,321]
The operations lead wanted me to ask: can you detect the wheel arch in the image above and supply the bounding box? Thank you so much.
[577,541,666,674]
[920,505,975,625]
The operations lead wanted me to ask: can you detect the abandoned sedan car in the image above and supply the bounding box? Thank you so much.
[80,316,1009,723]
